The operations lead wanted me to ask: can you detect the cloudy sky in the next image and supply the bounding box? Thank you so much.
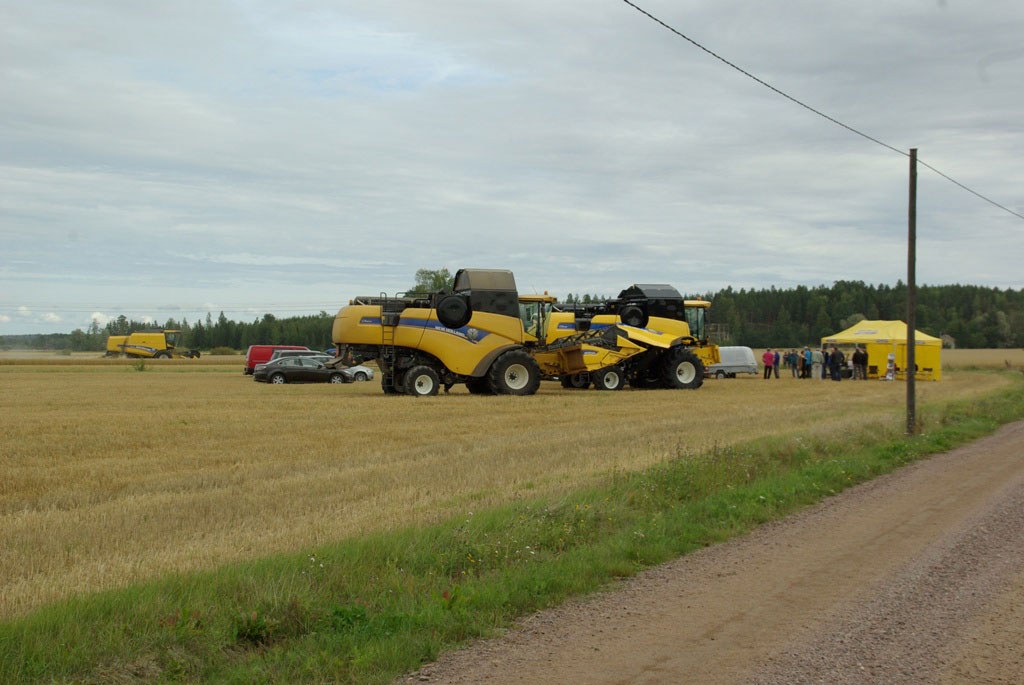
[2,1,1022,334]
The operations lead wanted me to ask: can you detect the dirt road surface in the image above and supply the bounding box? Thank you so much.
[405,421,1024,684]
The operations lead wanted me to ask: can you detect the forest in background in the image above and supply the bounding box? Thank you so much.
[2,280,1021,352]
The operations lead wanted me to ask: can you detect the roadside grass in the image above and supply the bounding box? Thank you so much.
[2,373,1022,684]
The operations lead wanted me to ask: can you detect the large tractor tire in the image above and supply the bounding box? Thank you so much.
[661,347,705,390]
[619,304,649,328]
[404,365,440,397]
[465,377,495,395]
[488,349,541,396]
[436,295,472,329]
[592,366,625,391]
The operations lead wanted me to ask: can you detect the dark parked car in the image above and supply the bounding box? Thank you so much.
[257,353,331,372]
[253,357,352,384]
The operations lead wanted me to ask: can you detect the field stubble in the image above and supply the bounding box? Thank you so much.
[0,352,1016,619]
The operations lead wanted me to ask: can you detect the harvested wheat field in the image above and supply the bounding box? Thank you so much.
[0,354,1015,619]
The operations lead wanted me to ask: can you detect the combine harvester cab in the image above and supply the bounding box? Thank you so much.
[104,330,200,359]
[544,284,718,390]
[331,269,542,396]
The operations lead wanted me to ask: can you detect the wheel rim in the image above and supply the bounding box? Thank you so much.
[412,373,435,395]
[716,371,725,379]
[356,373,367,381]
[504,363,529,391]
[675,361,697,385]
[604,371,620,389]
[330,375,344,383]
[271,375,285,384]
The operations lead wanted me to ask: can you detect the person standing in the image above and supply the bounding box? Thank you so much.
[789,349,799,378]
[853,345,868,380]
[773,349,781,379]
[802,347,812,378]
[762,349,775,379]
[811,346,824,380]
[829,345,845,381]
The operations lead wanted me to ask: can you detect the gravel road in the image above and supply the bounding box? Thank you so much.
[403,420,1024,684]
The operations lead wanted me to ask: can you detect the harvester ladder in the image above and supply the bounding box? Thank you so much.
[379,292,401,390]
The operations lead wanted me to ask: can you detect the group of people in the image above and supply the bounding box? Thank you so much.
[762,345,869,382]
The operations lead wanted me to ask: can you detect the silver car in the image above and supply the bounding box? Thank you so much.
[341,364,374,382]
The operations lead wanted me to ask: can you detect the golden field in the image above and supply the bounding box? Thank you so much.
[0,350,1019,619]
[942,347,1024,368]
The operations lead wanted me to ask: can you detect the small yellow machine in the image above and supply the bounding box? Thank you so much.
[519,284,717,390]
[105,330,200,359]
[518,293,649,390]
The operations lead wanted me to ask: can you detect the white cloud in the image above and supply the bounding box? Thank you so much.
[90,312,111,326]
[41,312,61,323]
[16,306,32,317]
[0,314,10,323]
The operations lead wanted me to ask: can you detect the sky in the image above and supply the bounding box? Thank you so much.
[2,0,1023,335]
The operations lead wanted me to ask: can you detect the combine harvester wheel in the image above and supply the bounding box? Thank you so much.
[488,350,541,395]
[662,348,704,390]
[405,365,441,396]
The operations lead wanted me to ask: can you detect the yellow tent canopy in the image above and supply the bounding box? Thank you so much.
[822,319,941,381]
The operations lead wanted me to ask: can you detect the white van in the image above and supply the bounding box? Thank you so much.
[706,346,758,378]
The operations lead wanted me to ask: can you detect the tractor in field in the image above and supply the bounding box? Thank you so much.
[105,330,201,359]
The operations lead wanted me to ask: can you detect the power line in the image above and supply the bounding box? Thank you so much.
[620,0,1024,222]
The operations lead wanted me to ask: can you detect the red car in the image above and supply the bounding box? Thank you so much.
[243,345,309,375]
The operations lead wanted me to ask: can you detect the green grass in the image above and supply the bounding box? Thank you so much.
[3,373,1024,684]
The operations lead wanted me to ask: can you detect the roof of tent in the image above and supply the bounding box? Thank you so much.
[821,320,942,346]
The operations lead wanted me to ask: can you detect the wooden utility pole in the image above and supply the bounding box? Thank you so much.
[907,148,917,435]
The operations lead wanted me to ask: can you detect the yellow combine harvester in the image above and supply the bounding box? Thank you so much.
[105,330,201,359]
[331,269,712,395]
[519,284,719,390]
[332,269,540,395]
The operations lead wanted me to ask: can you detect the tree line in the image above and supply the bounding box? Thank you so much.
[704,281,1023,349]
[1,311,335,353]
[2,280,1020,352]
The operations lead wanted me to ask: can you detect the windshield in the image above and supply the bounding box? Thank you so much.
[518,301,550,340]
[164,331,179,347]
[684,307,706,341]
